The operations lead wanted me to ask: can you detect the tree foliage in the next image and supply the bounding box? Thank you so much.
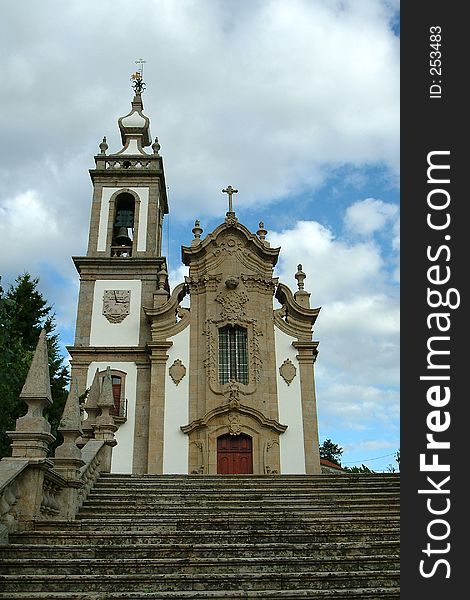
[0,274,69,457]
[319,438,343,466]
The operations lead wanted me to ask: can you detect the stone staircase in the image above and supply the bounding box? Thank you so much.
[0,473,400,599]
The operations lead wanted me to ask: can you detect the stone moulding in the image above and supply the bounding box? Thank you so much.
[169,359,187,386]
[279,358,297,386]
[180,403,287,435]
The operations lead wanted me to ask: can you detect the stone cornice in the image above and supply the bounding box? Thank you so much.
[72,256,167,277]
[66,346,151,365]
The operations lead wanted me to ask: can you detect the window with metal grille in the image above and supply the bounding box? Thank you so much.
[218,325,248,385]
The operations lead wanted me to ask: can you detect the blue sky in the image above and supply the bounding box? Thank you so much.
[0,0,400,471]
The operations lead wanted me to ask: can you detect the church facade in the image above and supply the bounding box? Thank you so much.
[67,77,322,476]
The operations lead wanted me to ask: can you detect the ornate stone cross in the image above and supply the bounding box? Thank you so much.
[222,185,238,213]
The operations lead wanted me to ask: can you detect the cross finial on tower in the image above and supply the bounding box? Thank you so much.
[222,185,238,214]
[131,59,146,94]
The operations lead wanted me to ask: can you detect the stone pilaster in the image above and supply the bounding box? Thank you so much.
[147,342,172,474]
[293,341,321,474]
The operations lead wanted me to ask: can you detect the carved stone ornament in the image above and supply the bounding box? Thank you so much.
[215,289,248,321]
[169,359,187,386]
[227,412,242,436]
[103,290,131,323]
[279,358,297,386]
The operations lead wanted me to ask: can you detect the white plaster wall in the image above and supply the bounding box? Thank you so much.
[87,361,137,474]
[163,326,190,473]
[97,187,149,252]
[89,280,141,347]
[275,327,306,474]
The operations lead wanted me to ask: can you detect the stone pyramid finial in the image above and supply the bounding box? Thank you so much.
[81,369,101,443]
[87,369,101,410]
[58,381,83,434]
[294,264,311,308]
[94,367,118,445]
[55,381,84,465]
[8,329,55,458]
[97,367,115,410]
[20,329,52,405]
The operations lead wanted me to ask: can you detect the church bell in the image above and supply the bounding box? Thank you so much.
[114,227,133,246]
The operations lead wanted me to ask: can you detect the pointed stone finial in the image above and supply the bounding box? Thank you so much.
[59,381,83,434]
[294,264,311,308]
[157,265,168,291]
[152,137,161,155]
[192,220,203,240]
[94,367,118,446]
[20,329,52,404]
[97,367,115,411]
[295,264,306,291]
[7,329,55,458]
[81,369,100,442]
[55,381,84,466]
[99,136,108,155]
[257,221,267,241]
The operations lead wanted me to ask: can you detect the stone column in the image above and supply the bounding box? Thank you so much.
[293,341,321,474]
[147,342,172,474]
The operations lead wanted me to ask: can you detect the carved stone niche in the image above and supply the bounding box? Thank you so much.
[169,359,187,386]
[279,358,296,385]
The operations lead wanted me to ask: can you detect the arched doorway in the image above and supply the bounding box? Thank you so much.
[217,434,253,474]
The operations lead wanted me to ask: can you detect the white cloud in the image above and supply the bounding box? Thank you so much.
[269,220,384,304]
[0,0,399,221]
[344,198,399,236]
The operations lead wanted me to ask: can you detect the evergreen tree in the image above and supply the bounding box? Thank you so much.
[0,274,69,457]
[319,438,344,466]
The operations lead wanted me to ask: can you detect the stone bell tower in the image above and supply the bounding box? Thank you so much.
[67,70,169,473]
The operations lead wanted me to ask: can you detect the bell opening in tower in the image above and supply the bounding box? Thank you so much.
[112,193,135,257]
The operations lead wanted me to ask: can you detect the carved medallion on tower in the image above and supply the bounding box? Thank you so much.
[102,290,131,323]
[215,287,248,321]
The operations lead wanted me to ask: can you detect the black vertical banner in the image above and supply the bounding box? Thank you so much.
[401,3,466,597]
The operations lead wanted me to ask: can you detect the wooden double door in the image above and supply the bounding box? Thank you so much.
[217,434,253,474]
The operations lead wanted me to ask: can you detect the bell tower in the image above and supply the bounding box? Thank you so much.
[67,70,169,473]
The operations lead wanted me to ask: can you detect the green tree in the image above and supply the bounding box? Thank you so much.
[0,274,69,457]
[343,464,375,473]
[319,438,343,466]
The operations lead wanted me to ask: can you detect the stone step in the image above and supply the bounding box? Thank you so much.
[0,570,400,593]
[82,494,399,504]
[65,520,400,533]
[9,527,399,546]
[0,540,399,560]
[0,587,401,599]
[93,479,400,491]
[77,504,400,517]
[0,554,399,576]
